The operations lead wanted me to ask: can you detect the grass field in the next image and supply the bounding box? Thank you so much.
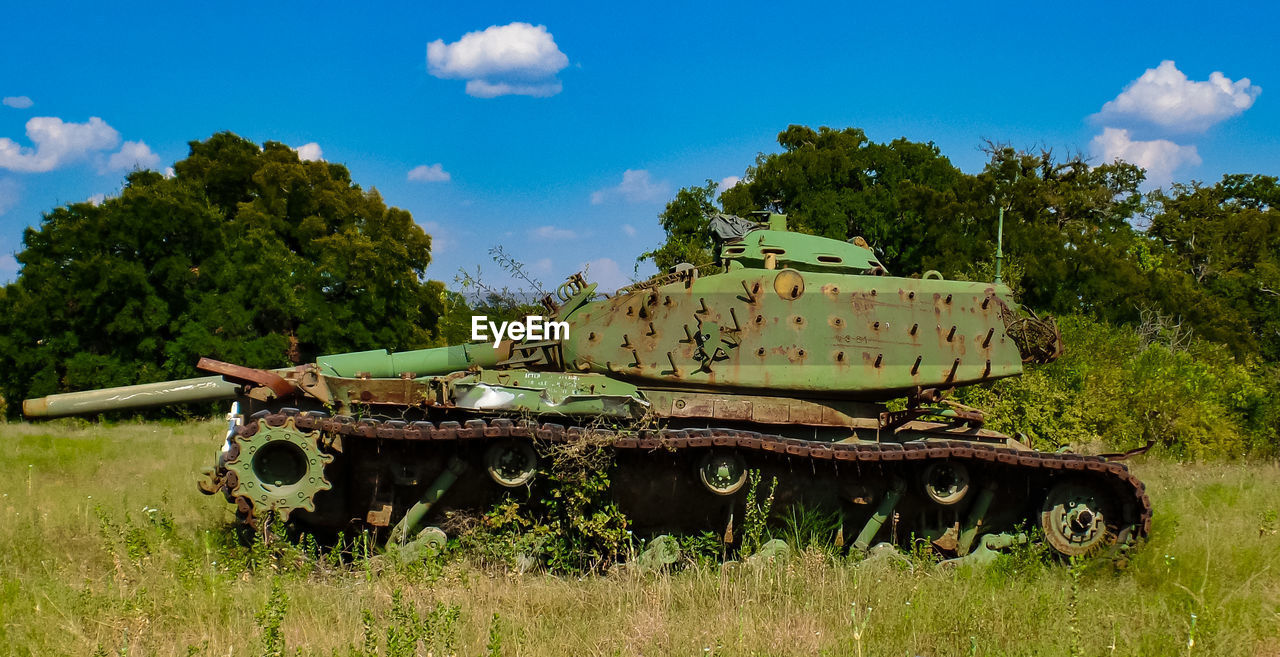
[0,420,1277,657]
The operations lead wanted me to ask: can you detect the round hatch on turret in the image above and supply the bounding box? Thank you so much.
[773,269,805,300]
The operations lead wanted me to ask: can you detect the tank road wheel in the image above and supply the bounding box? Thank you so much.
[225,418,333,521]
[922,461,971,506]
[698,451,747,496]
[1040,480,1116,557]
[484,439,539,488]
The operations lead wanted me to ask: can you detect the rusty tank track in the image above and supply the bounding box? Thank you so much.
[233,408,1152,553]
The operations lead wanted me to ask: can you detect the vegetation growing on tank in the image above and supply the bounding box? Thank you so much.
[457,432,630,575]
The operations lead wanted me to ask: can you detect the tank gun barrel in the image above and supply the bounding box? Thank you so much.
[22,376,239,419]
[21,343,509,419]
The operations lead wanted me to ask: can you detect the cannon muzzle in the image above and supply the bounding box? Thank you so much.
[22,376,239,419]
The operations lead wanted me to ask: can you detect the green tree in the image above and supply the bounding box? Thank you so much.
[973,145,1151,322]
[1146,174,1280,359]
[721,125,978,270]
[641,180,722,272]
[0,132,444,414]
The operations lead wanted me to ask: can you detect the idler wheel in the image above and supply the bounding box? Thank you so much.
[484,440,539,488]
[922,461,971,506]
[698,451,747,496]
[1040,480,1115,557]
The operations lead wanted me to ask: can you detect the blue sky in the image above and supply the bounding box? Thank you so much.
[1,0,1276,289]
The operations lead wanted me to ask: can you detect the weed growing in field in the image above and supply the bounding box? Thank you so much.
[256,578,288,657]
[741,469,777,556]
[457,433,629,575]
[677,530,725,567]
[987,528,1051,580]
[339,590,464,657]
[1260,508,1278,537]
[847,601,873,657]
[539,433,630,573]
[485,613,504,657]
[780,504,842,555]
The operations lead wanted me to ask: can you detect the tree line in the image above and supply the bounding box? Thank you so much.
[0,128,1275,455]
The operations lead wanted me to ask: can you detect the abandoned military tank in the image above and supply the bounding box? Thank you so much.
[24,212,1151,561]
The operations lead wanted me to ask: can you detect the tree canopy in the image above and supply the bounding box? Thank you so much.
[0,132,445,412]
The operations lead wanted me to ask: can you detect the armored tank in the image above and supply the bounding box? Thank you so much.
[24,212,1151,560]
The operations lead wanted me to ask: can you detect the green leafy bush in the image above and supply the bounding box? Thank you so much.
[959,314,1279,458]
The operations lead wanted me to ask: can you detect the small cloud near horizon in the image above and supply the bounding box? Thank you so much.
[590,169,669,205]
[106,140,160,172]
[408,163,451,182]
[1090,127,1201,188]
[0,178,19,216]
[295,142,324,162]
[581,257,630,291]
[0,116,120,173]
[531,225,576,240]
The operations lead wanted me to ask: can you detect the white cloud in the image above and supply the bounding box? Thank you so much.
[407,163,451,182]
[87,193,106,206]
[106,140,160,171]
[3,96,33,109]
[163,167,175,178]
[581,257,630,291]
[0,116,119,173]
[719,176,741,191]
[590,169,669,205]
[1090,127,1201,187]
[621,224,636,237]
[531,258,553,275]
[427,22,569,98]
[532,225,576,240]
[0,178,19,215]
[1096,60,1261,133]
[421,220,457,252]
[465,79,562,98]
[295,142,324,162]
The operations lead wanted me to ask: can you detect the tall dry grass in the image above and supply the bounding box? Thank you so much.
[1,420,1277,656]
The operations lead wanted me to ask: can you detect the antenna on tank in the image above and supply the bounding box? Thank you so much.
[995,206,1005,285]
[995,164,1018,285]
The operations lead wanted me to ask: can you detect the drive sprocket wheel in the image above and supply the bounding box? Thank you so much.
[225,417,333,520]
